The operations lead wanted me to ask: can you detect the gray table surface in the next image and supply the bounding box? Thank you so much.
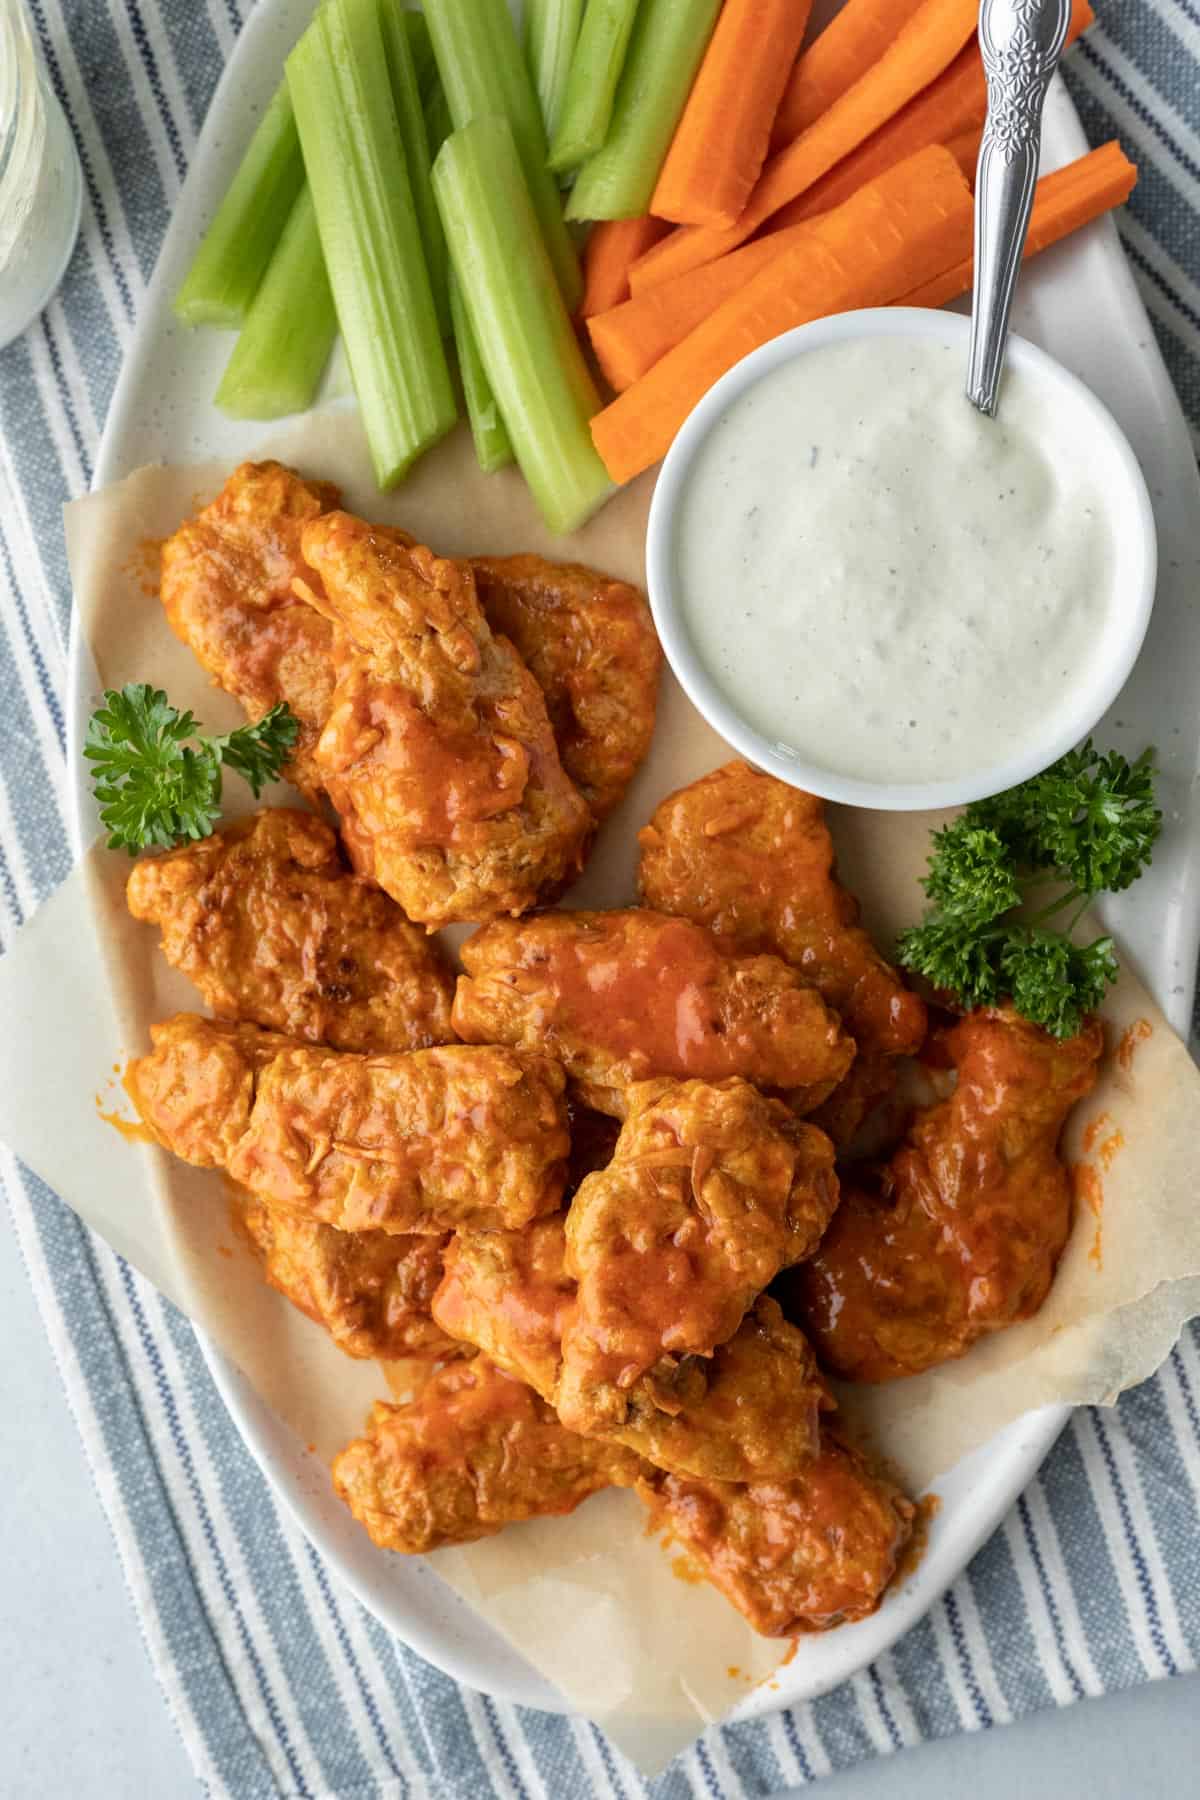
[5,1193,1199,1796]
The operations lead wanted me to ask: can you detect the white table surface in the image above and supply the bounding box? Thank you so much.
[5,1196,1199,1800]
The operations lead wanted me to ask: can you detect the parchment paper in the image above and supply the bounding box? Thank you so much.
[2,405,1199,1773]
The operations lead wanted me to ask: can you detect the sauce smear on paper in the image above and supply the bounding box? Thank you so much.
[1117,1018,1153,1071]
[95,1097,153,1144]
[1071,1163,1105,1270]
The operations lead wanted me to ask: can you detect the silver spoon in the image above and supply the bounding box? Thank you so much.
[966,0,1072,415]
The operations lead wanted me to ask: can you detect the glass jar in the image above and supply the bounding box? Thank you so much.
[0,0,82,349]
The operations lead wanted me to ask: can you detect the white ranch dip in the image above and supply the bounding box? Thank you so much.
[674,336,1123,787]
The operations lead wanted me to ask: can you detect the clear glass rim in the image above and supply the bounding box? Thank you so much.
[0,3,43,202]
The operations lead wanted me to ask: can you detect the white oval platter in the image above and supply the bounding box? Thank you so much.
[65,0,1200,1727]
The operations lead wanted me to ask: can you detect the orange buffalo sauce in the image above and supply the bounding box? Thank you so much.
[1071,1163,1105,1270]
[95,1064,154,1145]
[320,681,534,849]
[1117,1017,1153,1072]
[94,1103,153,1145]
[516,915,756,1079]
[893,1493,942,1588]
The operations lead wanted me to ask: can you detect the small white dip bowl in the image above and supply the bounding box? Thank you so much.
[645,306,1157,811]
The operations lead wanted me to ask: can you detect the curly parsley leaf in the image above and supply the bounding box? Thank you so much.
[898,742,1158,1037]
[919,821,1022,926]
[211,703,299,798]
[999,928,1119,1041]
[896,914,1006,1013]
[968,739,1161,896]
[85,684,297,853]
[1023,742,1160,895]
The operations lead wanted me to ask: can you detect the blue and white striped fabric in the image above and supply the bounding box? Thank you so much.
[2,3,1199,1796]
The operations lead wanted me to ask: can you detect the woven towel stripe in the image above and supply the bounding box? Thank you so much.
[152,0,228,139]
[27,0,142,324]
[151,1286,385,1797]
[1109,1380,1200,1662]
[1022,1474,1105,1696]
[110,1262,322,1796]
[356,1611,484,1794]
[2,1159,279,1799]
[570,1716,641,1800]
[810,1679,881,1766]
[0,686,71,910]
[160,1306,407,1797]
[1004,1502,1085,1704]
[363,1613,514,1799]
[849,1668,903,1755]
[964,1525,1055,1717]
[1077,1409,1178,1678]
[0,337,90,646]
[513,1705,602,1800]
[0,503,70,740]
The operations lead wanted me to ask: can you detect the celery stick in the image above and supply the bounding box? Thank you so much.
[287,0,455,488]
[403,10,437,99]
[215,185,337,419]
[524,0,584,145]
[431,73,513,473]
[547,0,640,175]
[449,270,514,475]
[423,80,453,155]
[423,0,582,310]
[567,0,720,221]
[174,81,303,327]
[434,118,611,533]
[381,0,449,333]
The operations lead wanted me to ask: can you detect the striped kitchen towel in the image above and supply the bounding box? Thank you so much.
[2,1,1200,1796]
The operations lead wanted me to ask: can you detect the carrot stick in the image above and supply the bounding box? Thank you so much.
[769,0,1092,231]
[771,0,928,153]
[902,140,1137,307]
[589,227,807,390]
[590,144,974,485]
[579,216,672,319]
[942,126,983,183]
[589,125,984,391]
[770,42,987,228]
[596,132,1127,392]
[651,0,814,230]
[628,0,980,295]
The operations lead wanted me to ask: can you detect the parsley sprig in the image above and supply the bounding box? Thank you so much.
[85,684,298,853]
[897,742,1161,1038]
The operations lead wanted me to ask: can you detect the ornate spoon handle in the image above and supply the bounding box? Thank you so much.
[966,0,1071,415]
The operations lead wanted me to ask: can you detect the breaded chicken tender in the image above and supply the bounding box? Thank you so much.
[639,1433,914,1635]
[158,461,342,796]
[558,1077,838,1436]
[638,763,927,1139]
[126,1014,292,1168]
[234,1192,459,1360]
[789,1007,1105,1381]
[434,1217,829,1483]
[436,1215,574,1400]
[126,808,454,1053]
[332,1358,644,1553]
[453,909,855,1117]
[469,554,662,822]
[298,513,592,927]
[127,1015,570,1234]
[625,1296,829,1485]
[638,764,925,1054]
